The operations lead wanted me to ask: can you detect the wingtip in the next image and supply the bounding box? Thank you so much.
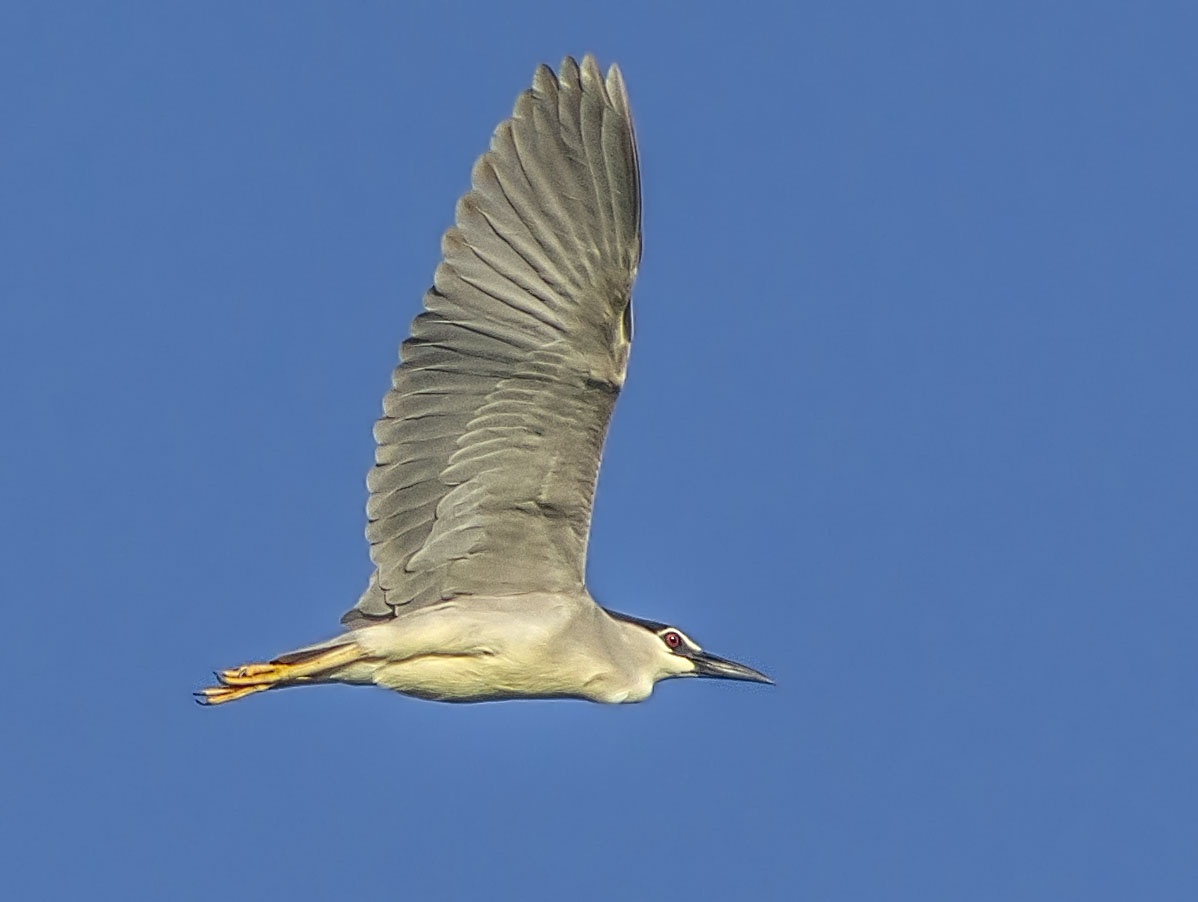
[559,55,581,81]
[579,53,603,87]
[532,62,558,97]
[606,62,629,109]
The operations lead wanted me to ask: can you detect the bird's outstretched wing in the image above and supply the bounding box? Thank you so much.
[344,55,641,624]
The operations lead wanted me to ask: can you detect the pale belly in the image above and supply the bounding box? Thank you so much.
[369,648,651,704]
[341,594,655,704]
[372,652,579,702]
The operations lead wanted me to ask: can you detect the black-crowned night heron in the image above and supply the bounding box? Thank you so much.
[199,55,771,707]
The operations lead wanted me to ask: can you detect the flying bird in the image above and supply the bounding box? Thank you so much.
[199,55,771,706]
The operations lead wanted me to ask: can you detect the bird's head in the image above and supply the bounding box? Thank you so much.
[605,610,773,686]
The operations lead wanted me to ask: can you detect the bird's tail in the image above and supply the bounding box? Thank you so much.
[196,638,367,706]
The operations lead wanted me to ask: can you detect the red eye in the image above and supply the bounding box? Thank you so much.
[664,631,682,649]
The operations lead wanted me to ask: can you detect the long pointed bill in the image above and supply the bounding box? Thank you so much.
[692,651,773,684]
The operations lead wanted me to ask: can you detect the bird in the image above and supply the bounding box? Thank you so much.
[198,55,772,707]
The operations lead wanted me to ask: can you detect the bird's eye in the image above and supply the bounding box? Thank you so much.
[663,631,682,649]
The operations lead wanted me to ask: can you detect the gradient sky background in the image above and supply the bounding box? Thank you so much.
[3,2,1196,899]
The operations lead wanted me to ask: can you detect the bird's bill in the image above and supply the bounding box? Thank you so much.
[692,651,773,684]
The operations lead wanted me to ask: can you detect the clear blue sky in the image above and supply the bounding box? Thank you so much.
[3,2,1196,899]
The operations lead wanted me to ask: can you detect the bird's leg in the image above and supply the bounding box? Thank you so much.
[196,644,364,705]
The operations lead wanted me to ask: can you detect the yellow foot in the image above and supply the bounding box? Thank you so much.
[196,643,365,706]
[195,683,270,705]
[217,660,290,686]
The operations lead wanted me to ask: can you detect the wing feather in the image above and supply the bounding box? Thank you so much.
[344,55,640,623]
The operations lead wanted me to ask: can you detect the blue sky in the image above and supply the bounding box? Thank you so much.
[3,2,1196,899]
